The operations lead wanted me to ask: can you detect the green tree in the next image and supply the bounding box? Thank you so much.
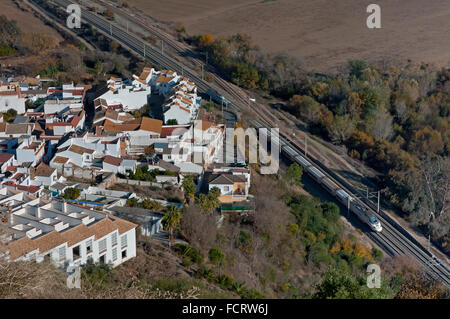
[195,187,221,214]
[142,198,164,211]
[162,205,182,245]
[63,187,80,200]
[3,108,17,122]
[182,175,196,202]
[313,267,395,299]
[348,60,367,79]
[208,248,225,274]
[286,163,303,186]
[327,114,355,144]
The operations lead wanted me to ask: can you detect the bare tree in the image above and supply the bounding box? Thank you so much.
[370,106,394,140]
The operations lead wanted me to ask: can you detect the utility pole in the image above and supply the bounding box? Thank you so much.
[366,187,369,199]
[201,65,204,80]
[305,134,308,158]
[347,197,350,218]
[377,190,380,214]
[161,39,164,54]
[110,23,112,36]
[143,44,145,57]
[428,234,431,253]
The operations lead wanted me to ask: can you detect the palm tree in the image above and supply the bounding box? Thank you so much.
[162,205,182,246]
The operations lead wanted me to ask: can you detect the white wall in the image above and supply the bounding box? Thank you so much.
[0,95,26,114]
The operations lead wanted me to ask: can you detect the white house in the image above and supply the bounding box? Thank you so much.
[0,86,26,114]
[0,189,137,269]
[102,155,136,174]
[163,104,192,125]
[32,163,58,187]
[0,153,15,173]
[43,84,86,115]
[51,144,95,169]
[208,172,249,203]
[94,77,150,111]
[16,138,46,167]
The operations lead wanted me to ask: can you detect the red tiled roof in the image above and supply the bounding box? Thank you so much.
[160,125,190,138]
[17,185,41,194]
[0,153,14,164]
[103,155,123,166]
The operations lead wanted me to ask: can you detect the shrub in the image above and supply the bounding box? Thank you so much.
[173,244,203,264]
[216,274,233,290]
[63,187,80,200]
[237,230,253,253]
[208,248,225,266]
[371,248,384,261]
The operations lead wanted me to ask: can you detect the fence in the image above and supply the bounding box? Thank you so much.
[116,178,163,188]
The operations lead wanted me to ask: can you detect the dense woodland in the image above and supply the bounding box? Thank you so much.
[189,32,449,252]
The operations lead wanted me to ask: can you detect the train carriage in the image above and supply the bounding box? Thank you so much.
[295,155,312,169]
[321,177,339,194]
[306,166,325,183]
[336,189,352,206]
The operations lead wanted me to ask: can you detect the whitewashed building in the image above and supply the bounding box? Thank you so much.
[0,188,137,269]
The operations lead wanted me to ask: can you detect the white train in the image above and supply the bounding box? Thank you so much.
[293,152,382,232]
[250,120,383,233]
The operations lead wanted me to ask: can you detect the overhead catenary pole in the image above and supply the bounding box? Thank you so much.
[428,234,431,253]
[377,190,380,213]
[305,134,308,158]
[347,197,350,218]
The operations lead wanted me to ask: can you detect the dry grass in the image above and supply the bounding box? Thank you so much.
[0,0,63,41]
[128,0,450,71]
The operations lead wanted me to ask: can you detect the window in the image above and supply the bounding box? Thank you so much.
[224,186,229,192]
[58,246,66,261]
[86,239,93,254]
[111,232,117,246]
[72,246,80,260]
[121,234,127,248]
[121,249,127,259]
[98,238,107,252]
[112,248,117,261]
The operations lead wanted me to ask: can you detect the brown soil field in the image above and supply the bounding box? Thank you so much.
[0,0,63,41]
[127,0,450,71]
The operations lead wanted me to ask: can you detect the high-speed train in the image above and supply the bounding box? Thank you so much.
[253,120,382,232]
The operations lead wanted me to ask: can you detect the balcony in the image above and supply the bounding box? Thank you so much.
[232,190,247,199]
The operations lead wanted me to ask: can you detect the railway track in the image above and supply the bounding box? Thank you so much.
[39,0,450,287]
[252,119,450,286]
